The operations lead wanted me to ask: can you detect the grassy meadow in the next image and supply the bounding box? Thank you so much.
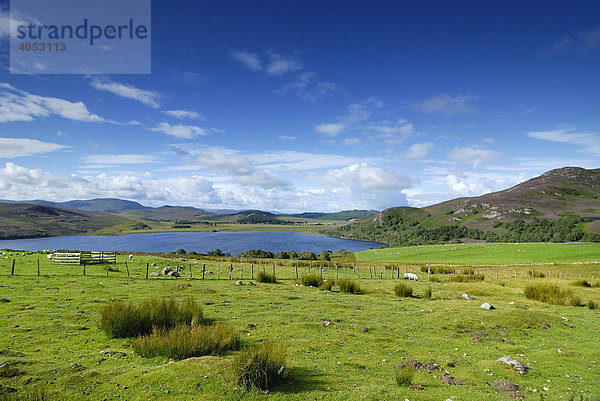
[1,247,599,400]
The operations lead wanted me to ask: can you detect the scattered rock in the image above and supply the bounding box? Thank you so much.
[323,319,331,326]
[70,363,81,369]
[496,356,528,374]
[471,336,484,343]
[506,340,515,345]
[462,294,474,300]
[236,280,244,285]
[150,272,160,276]
[447,362,455,368]
[409,384,425,390]
[557,348,563,353]
[99,350,126,357]
[246,281,255,285]
[448,333,458,338]
[247,324,257,329]
[361,327,369,333]
[162,267,173,275]
[167,271,180,278]
[441,373,464,385]
[204,301,214,305]
[481,302,495,310]
[0,299,10,303]
[493,380,522,391]
[395,359,438,371]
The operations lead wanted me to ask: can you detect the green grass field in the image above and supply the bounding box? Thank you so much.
[1,250,599,400]
[356,243,600,264]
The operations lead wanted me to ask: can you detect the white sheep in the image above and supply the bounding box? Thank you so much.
[128,254,134,260]
[403,272,419,281]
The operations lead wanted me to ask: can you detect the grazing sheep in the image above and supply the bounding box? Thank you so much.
[404,272,419,281]
[128,254,134,260]
[47,254,53,260]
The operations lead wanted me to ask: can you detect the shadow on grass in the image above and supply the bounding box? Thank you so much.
[269,366,328,394]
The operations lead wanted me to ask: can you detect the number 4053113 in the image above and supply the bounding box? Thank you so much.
[18,42,66,51]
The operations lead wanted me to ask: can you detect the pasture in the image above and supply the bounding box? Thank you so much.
[0,246,599,400]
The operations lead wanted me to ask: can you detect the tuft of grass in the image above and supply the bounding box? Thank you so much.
[421,266,454,274]
[300,273,323,287]
[394,366,414,387]
[337,279,361,294]
[429,275,441,283]
[100,298,203,338]
[319,279,334,291]
[132,323,240,360]
[524,284,583,307]
[446,274,484,283]
[0,386,46,401]
[532,270,545,278]
[587,300,598,310]
[573,279,599,288]
[423,286,432,300]
[231,342,289,392]
[394,283,413,298]
[256,271,277,283]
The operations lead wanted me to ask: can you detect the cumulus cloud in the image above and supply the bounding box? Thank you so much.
[0,83,104,123]
[449,147,502,168]
[151,122,207,139]
[404,142,434,159]
[443,171,526,197]
[90,78,161,108]
[314,123,345,137]
[276,72,338,101]
[229,51,262,71]
[0,138,68,158]
[527,126,600,156]
[0,162,218,206]
[162,109,204,120]
[414,94,478,115]
[182,146,292,190]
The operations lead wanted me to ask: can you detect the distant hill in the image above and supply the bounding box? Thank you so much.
[288,209,379,221]
[0,203,142,240]
[0,198,148,214]
[118,205,216,221]
[328,167,600,246]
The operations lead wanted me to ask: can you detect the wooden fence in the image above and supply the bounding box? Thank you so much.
[52,251,116,265]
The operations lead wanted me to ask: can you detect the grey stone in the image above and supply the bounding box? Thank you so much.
[481,302,495,310]
[168,271,180,278]
[496,356,528,374]
[99,350,126,357]
[462,294,474,300]
[162,267,173,275]
[236,280,244,285]
[150,272,160,276]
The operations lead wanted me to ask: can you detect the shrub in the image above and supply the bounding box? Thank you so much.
[421,266,454,274]
[424,286,432,300]
[588,300,598,310]
[429,275,441,283]
[394,283,413,298]
[100,298,203,338]
[395,366,414,387]
[104,265,120,272]
[133,323,239,360]
[319,279,334,291]
[338,279,361,294]
[256,271,277,283]
[300,273,323,287]
[573,280,592,288]
[231,342,289,392]
[532,270,545,278]
[524,284,583,307]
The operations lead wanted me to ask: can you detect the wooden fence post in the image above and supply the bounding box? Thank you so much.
[83,261,86,276]
[272,264,276,279]
[251,264,254,279]
[37,259,40,276]
[427,266,431,279]
[241,264,244,280]
[295,263,298,279]
[336,263,338,279]
[217,264,220,279]
[125,261,130,277]
[369,265,373,279]
[229,264,232,280]
[146,263,149,279]
[11,259,15,275]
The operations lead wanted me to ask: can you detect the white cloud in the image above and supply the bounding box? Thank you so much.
[314,123,345,137]
[229,51,262,71]
[251,150,364,171]
[162,109,204,120]
[527,126,600,156]
[0,8,40,39]
[266,51,302,76]
[404,142,433,159]
[90,78,161,108]
[415,94,478,115]
[443,171,526,197]
[180,146,292,190]
[344,137,361,146]
[278,135,297,140]
[0,162,218,206]
[0,138,68,158]
[151,122,207,139]
[276,72,338,101]
[580,26,600,50]
[81,154,162,166]
[0,84,104,123]
[449,147,502,168]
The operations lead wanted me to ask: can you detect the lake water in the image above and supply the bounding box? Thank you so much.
[0,231,384,254]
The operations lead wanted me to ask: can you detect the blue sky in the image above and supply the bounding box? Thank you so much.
[0,0,599,212]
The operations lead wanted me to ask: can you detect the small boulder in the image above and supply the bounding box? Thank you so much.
[162,267,173,275]
[481,303,495,310]
[462,294,474,300]
[361,327,368,333]
[236,280,244,285]
[496,356,528,374]
[150,272,160,276]
[168,271,180,278]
